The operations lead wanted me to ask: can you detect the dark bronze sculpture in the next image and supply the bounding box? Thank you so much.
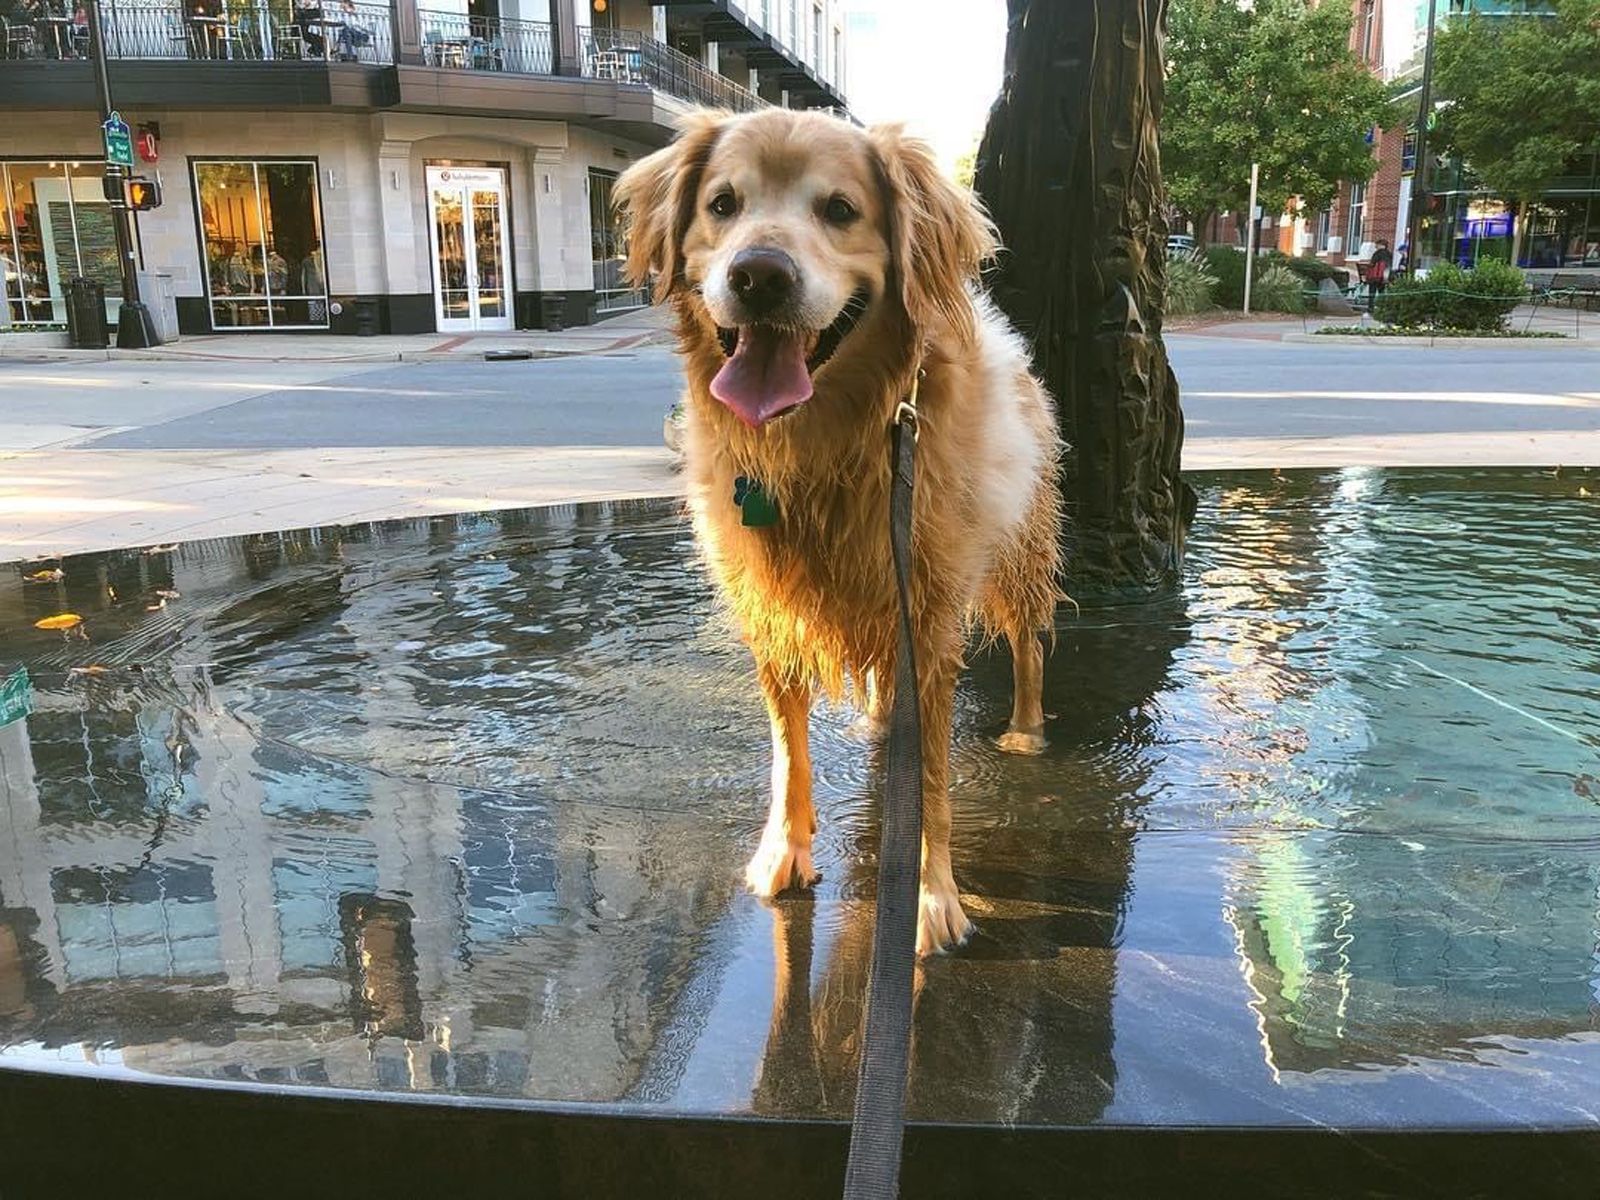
[976,0,1195,605]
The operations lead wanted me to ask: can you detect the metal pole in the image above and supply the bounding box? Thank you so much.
[86,0,159,347]
[1242,161,1259,315]
[1404,0,1439,274]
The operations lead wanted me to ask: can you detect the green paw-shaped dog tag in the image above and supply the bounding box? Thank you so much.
[734,475,778,527]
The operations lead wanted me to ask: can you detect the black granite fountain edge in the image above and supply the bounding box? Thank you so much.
[2,1062,1596,1197]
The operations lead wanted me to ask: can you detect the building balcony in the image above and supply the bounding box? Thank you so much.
[1,0,763,126]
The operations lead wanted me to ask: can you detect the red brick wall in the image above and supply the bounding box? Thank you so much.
[1323,0,1402,267]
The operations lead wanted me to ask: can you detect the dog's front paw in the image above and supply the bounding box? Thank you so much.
[916,866,974,956]
[997,727,1047,755]
[745,827,820,898]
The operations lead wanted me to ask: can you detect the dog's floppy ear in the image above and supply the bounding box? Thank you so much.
[615,110,726,301]
[869,124,998,342]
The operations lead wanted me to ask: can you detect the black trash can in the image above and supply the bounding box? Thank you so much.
[353,299,380,337]
[540,294,566,332]
[66,277,109,350]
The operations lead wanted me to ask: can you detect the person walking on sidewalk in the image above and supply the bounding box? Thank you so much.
[1366,239,1393,308]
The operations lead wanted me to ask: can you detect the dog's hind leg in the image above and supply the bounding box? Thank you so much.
[745,660,822,898]
[997,628,1047,755]
[848,665,893,742]
[917,653,974,955]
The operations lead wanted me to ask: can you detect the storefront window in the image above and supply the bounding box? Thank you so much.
[589,167,642,313]
[2,160,120,328]
[193,159,327,330]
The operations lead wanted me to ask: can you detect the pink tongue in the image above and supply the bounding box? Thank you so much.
[710,326,813,428]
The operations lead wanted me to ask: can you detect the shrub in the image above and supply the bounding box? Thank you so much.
[1201,245,1328,309]
[1371,275,1434,328]
[1277,255,1350,288]
[1372,260,1525,332]
[1251,264,1308,313]
[1453,259,1525,332]
[1165,251,1218,316]
[1203,244,1248,308]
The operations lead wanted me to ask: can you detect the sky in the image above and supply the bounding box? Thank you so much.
[843,0,1009,170]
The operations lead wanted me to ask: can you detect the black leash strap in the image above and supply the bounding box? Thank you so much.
[842,383,924,1199]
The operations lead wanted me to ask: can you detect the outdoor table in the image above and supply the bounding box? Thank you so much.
[40,13,72,58]
[302,17,341,59]
[188,14,225,57]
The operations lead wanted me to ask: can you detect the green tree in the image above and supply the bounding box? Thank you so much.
[1163,0,1389,245]
[1433,0,1600,264]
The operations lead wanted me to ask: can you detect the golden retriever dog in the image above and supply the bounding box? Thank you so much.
[616,109,1061,954]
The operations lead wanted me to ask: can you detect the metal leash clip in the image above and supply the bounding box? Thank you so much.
[893,367,925,439]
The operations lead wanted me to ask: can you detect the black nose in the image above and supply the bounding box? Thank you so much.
[727,247,799,316]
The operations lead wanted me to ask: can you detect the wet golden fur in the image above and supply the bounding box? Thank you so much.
[616,109,1062,953]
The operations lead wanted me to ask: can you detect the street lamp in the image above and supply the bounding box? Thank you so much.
[85,0,159,347]
[1404,0,1440,274]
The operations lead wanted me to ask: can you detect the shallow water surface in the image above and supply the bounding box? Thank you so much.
[1,467,1597,1128]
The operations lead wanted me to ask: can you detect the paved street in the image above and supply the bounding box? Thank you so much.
[3,330,1599,557]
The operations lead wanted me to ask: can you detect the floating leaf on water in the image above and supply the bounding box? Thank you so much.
[143,544,178,555]
[23,569,64,584]
[1579,487,1592,498]
[69,665,110,677]
[156,588,181,600]
[146,599,167,612]
[34,613,82,631]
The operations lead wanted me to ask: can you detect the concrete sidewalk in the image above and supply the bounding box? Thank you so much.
[8,429,1600,560]
[0,307,673,364]
[1,445,682,559]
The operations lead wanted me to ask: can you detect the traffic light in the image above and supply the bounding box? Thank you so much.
[125,177,162,211]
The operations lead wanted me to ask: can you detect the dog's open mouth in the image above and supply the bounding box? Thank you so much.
[711,289,869,429]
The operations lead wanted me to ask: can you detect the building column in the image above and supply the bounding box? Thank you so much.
[527,146,571,307]
[392,0,422,65]
[651,4,665,40]
[376,139,421,300]
[551,0,580,75]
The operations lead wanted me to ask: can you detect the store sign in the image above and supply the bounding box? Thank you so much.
[137,125,159,163]
[432,167,503,187]
[103,112,134,168]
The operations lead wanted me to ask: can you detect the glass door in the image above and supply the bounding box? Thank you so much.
[425,166,512,333]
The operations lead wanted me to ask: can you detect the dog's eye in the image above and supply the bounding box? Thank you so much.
[823,196,858,226]
[708,191,738,219]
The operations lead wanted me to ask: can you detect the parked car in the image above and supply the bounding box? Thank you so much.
[1166,233,1197,256]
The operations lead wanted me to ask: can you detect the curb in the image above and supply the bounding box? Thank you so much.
[0,333,669,366]
[1284,332,1599,349]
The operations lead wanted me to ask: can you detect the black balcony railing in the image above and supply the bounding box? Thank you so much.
[5,0,769,111]
[582,27,763,113]
[414,9,551,74]
[4,1,394,63]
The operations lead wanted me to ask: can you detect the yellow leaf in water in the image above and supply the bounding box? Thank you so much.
[69,665,110,676]
[142,544,178,555]
[23,569,64,584]
[34,614,82,631]
[1580,487,1592,497]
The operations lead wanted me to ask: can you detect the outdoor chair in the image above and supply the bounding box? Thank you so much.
[2,14,38,57]
[272,15,305,58]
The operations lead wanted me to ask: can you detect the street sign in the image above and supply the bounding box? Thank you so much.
[102,111,134,168]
